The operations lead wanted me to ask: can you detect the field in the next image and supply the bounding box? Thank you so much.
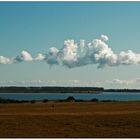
[0,101,140,138]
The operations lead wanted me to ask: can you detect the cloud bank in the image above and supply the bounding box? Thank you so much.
[1,78,140,88]
[42,35,140,68]
[1,35,140,68]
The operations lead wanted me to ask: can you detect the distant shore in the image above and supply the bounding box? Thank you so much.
[0,86,103,93]
[0,86,140,93]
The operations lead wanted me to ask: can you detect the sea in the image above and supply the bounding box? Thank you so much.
[0,92,140,101]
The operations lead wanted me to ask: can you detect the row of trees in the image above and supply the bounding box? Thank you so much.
[0,96,116,104]
[0,86,104,93]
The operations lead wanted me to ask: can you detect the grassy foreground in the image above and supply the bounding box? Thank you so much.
[0,101,140,138]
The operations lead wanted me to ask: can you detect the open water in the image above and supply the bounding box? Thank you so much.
[0,92,140,101]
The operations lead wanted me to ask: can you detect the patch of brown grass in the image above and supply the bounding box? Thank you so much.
[0,101,140,138]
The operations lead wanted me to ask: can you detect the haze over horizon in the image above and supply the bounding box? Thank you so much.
[0,2,140,88]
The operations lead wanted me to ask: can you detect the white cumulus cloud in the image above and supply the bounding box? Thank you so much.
[1,34,140,69]
[14,50,33,62]
[0,56,11,64]
[35,53,45,61]
[43,35,140,68]
[43,35,119,68]
[100,35,109,42]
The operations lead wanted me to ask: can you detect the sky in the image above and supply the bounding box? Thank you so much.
[1,2,140,88]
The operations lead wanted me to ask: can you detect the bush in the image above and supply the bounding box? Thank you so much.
[91,98,98,102]
[0,98,30,103]
[100,100,116,102]
[42,99,48,103]
[76,99,84,102]
[30,100,36,104]
[58,99,64,102]
[66,96,76,101]
[20,100,29,103]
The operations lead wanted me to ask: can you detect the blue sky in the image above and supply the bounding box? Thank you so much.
[0,2,140,88]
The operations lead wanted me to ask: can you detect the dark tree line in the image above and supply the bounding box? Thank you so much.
[0,86,104,93]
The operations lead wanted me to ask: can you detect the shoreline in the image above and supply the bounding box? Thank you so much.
[0,96,126,103]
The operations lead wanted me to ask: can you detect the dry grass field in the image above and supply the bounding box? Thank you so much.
[0,101,140,138]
